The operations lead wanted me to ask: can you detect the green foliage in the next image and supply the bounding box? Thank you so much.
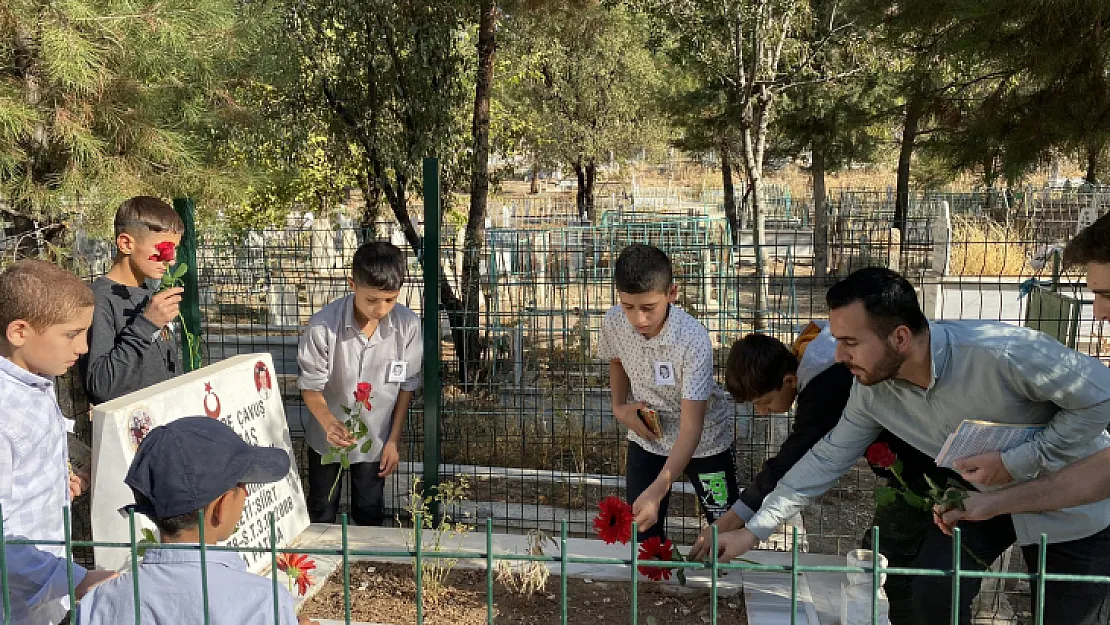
[0,0,274,224]
[494,3,667,176]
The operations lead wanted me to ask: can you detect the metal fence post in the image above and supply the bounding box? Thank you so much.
[172,198,202,371]
[422,158,442,519]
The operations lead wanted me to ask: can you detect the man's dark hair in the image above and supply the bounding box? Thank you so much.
[134,492,201,536]
[352,241,406,290]
[725,333,798,402]
[826,267,928,337]
[1063,211,1110,267]
[614,244,672,294]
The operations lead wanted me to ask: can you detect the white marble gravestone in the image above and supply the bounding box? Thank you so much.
[90,353,310,573]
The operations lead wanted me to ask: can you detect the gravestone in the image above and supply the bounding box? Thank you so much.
[90,353,309,573]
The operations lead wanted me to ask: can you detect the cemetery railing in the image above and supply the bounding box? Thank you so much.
[1,506,1105,625]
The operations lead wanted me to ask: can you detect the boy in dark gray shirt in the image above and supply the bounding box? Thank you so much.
[83,197,184,404]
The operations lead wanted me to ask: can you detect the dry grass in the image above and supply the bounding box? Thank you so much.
[947,215,1034,277]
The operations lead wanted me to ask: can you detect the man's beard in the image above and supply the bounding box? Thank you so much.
[855,346,904,386]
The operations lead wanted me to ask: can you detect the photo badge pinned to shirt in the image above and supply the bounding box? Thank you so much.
[653,361,676,387]
[388,361,408,383]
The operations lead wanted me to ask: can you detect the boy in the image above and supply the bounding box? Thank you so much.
[298,241,422,525]
[599,243,739,540]
[0,260,116,624]
[691,324,963,625]
[83,196,185,405]
[76,417,317,625]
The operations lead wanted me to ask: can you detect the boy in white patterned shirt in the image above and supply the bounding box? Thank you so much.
[0,260,116,624]
[599,244,739,541]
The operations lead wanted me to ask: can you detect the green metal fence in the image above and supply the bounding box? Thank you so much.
[5,506,1110,624]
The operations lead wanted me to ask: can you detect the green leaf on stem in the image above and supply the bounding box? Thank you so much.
[360,440,373,454]
[341,455,350,470]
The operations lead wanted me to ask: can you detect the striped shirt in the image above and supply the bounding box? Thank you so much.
[0,356,86,625]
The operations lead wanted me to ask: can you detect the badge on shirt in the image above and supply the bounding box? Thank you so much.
[388,361,408,383]
[653,361,676,387]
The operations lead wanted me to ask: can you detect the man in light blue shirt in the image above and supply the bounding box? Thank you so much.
[77,417,317,625]
[703,268,1110,625]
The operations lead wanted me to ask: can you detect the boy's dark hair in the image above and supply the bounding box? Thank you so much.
[614,244,672,294]
[133,492,201,536]
[352,241,405,290]
[725,333,798,401]
[826,267,928,337]
[1063,211,1110,267]
[114,196,185,238]
[0,260,95,333]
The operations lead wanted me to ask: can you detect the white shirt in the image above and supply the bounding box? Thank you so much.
[298,296,423,462]
[598,304,734,457]
[0,357,86,625]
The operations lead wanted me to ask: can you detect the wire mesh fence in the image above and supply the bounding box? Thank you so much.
[3,184,1109,623]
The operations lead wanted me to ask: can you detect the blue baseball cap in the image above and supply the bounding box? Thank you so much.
[124,416,291,519]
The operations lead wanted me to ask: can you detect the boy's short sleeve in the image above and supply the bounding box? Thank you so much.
[400,321,424,393]
[597,308,621,362]
[681,331,714,401]
[297,322,332,392]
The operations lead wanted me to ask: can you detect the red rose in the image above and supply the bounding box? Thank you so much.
[592,496,633,545]
[353,382,372,411]
[637,536,674,582]
[865,442,897,469]
[149,241,176,263]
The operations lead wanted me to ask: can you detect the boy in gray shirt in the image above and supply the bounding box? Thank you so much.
[83,196,184,404]
[297,241,423,525]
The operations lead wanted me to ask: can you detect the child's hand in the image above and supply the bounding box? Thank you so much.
[69,472,90,500]
[378,440,400,477]
[632,489,662,532]
[323,417,356,448]
[298,616,321,625]
[143,287,183,329]
[76,569,118,599]
[613,402,658,440]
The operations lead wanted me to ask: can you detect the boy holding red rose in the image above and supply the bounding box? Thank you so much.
[297,241,422,525]
[83,196,184,404]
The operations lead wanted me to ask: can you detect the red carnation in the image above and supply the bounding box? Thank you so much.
[865,442,896,469]
[353,382,372,411]
[276,552,316,596]
[149,241,176,263]
[592,496,633,545]
[637,536,674,582]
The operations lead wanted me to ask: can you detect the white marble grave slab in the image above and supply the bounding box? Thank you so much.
[91,353,310,573]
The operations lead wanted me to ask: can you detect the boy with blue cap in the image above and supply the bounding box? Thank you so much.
[77,417,318,625]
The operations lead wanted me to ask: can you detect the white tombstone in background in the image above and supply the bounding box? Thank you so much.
[310,215,336,271]
[336,213,360,266]
[91,354,310,574]
[267,282,299,327]
[1078,198,1099,235]
[931,200,952,276]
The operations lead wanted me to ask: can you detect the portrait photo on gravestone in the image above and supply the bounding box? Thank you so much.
[90,353,310,573]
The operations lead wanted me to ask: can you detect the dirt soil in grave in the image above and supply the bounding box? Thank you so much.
[301,561,746,625]
[472,476,701,514]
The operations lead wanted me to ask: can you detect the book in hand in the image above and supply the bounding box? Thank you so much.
[637,407,663,438]
[934,420,1046,469]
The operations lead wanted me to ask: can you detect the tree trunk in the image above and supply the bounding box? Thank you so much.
[530,162,540,194]
[749,175,769,330]
[574,158,587,221]
[356,173,384,236]
[1087,140,1104,184]
[811,141,829,281]
[721,143,739,244]
[583,159,597,223]
[459,0,497,389]
[894,96,924,235]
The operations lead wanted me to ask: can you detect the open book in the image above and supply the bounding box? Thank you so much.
[935,420,1046,469]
